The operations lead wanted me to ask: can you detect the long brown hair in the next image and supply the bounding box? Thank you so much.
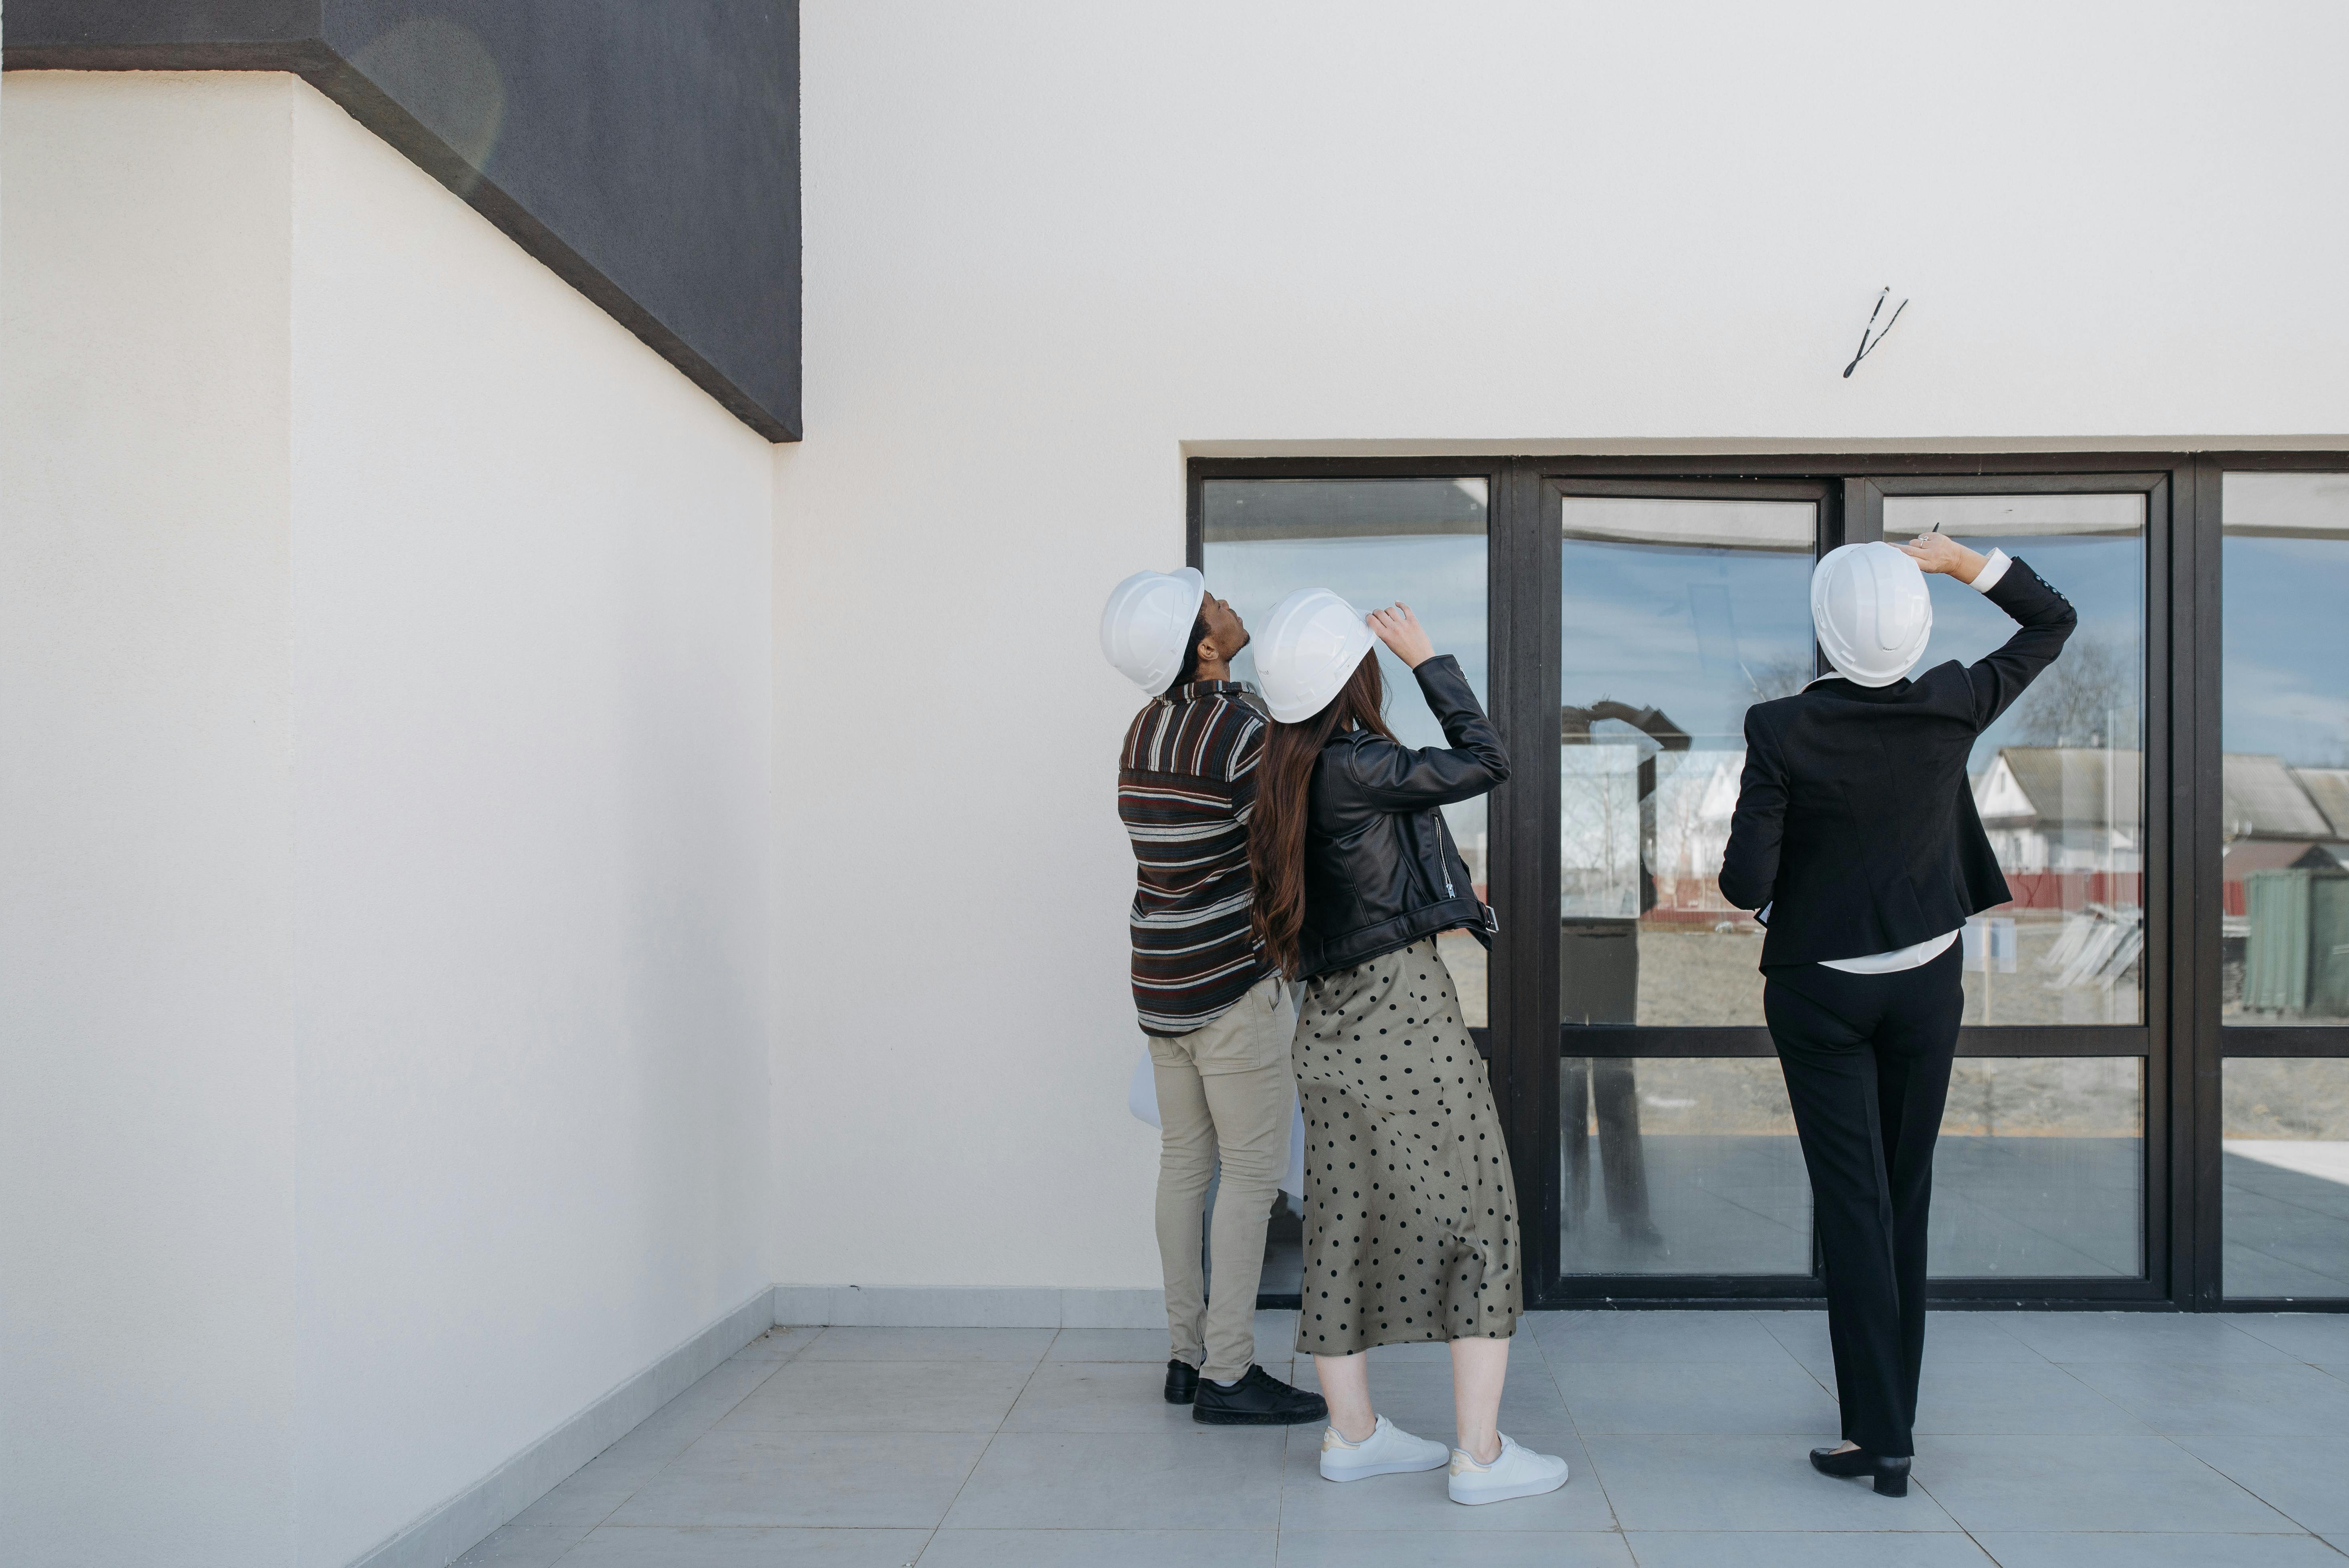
[1249,653,1394,975]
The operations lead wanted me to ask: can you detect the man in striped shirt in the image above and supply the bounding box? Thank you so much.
[1113,580,1325,1427]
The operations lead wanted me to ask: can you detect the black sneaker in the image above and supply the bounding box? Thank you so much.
[1164,1359,1200,1405]
[1192,1364,1328,1426]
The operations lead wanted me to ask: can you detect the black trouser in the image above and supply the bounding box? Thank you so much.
[1764,944,1963,1458]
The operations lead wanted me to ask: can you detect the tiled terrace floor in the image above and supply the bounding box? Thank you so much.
[460,1309,2349,1567]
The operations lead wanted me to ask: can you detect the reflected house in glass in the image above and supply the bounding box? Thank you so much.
[1188,454,2349,1311]
[1970,747,2146,1012]
[2217,754,2349,1020]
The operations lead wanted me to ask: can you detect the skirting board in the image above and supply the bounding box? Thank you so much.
[346,1285,775,1568]
[775,1284,1166,1329]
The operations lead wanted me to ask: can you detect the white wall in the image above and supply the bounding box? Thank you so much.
[286,84,774,1568]
[1,72,300,1568]
[773,0,2349,1289]
[3,72,775,1568]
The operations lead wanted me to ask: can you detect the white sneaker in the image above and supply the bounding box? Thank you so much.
[1318,1414,1451,1481]
[1447,1433,1570,1505]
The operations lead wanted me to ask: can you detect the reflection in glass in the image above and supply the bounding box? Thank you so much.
[1204,477,1491,1025]
[2223,1057,2349,1299]
[1928,1058,2142,1278]
[1558,499,1816,1029]
[2221,473,2349,1024]
[1884,495,2146,1026]
[1558,1057,1811,1275]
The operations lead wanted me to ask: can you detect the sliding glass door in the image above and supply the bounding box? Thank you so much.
[2214,469,2349,1305]
[1552,488,1819,1280]
[1191,452,2349,1311]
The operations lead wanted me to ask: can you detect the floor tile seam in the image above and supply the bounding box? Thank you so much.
[479,1523,588,1568]
[1540,1373,1630,1533]
[594,1354,807,1520]
[2146,1433,2321,1532]
[540,1526,599,1568]
[2046,1354,2341,1397]
[565,1524,949,1532]
[2006,1357,2149,1424]
[928,1344,1054,1534]
[2160,1433,2349,1537]
[664,1351,794,1443]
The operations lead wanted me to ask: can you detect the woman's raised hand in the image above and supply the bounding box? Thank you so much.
[1896,530,1989,584]
[1367,603,1437,668]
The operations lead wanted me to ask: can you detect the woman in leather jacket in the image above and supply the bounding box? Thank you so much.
[1250,602,1569,1506]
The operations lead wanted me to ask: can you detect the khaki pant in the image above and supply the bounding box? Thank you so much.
[1148,972,1295,1383]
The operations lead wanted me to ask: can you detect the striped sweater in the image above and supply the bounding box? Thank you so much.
[1118,680,1275,1034]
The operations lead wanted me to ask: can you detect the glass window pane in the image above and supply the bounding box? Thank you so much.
[2224,1058,2349,1300]
[1558,497,1817,1028]
[1558,1057,1812,1275]
[2220,473,2349,1024]
[1928,1057,2143,1278]
[1204,477,1491,1025]
[1884,497,2146,1025]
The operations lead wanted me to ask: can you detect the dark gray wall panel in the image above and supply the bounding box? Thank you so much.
[7,0,801,441]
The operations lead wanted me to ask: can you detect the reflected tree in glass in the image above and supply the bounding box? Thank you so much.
[1883,495,2146,1027]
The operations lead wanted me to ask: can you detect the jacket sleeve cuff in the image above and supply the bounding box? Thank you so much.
[1968,548,2013,593]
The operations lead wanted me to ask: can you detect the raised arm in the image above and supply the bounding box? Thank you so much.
[1717,707,1787,913]
[1963,557,2077,730]
[1899,534,2078,731]
[1345,654,1510,809]
[1345,604,1509,809]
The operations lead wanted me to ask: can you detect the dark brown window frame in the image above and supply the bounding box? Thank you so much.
[1193,451,2349,1312]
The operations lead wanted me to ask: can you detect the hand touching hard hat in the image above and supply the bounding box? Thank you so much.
[1254,588,1377,722]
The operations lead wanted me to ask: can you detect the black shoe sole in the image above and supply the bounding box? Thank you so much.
[1193,1404,1329,1426]
[1164,1390,1196,1405]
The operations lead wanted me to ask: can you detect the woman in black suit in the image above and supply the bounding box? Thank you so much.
[1719,531,2075,1496]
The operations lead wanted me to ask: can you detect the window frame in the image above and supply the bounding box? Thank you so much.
[2199,453,2349,1310]
[1192,451,2349,1314]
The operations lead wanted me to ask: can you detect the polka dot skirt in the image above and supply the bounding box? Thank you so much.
[1291,936,1522,1357]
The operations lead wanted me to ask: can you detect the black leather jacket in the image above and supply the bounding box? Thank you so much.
[1295,655,1509,980]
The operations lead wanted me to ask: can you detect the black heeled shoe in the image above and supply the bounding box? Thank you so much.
[1163,1359,1199,1405]
[1810,1445,1911,1497]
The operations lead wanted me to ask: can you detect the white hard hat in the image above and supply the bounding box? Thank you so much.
[1255,588,1377,723]
[1100,567,1208,695]
[1811,541,1932,688]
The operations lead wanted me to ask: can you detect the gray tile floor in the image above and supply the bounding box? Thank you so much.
[457,1309,2349,1567]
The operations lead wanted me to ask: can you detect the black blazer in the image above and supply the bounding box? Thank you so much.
[1718,558,2077,968]
[1296,655,1507,980]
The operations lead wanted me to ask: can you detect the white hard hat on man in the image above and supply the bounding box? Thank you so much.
[1100,567,1208,695]
[1812,541,1933,687]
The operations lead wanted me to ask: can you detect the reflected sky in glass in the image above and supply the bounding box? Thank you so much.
[1208,533,1488,740]
[1560,539,1814,749]
[1901,533,2144,772]
[1202,481,1491,866]
[2225,536,2349,764]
